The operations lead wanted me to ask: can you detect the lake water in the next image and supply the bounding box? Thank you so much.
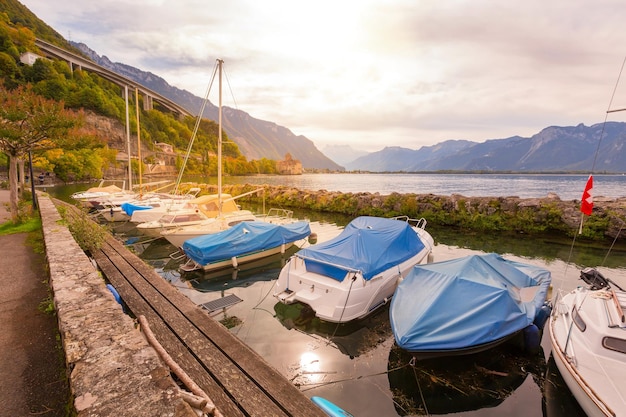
[50,173,626,201]
[48,175,626,417]
[129,225,625,417]
[197,172,626,200]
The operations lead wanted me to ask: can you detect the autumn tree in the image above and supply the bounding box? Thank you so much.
[0,83,79,220]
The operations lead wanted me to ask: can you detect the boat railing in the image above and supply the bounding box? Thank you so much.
[261,208,294,224]
[392,215,428,230]
[180,257,202,272]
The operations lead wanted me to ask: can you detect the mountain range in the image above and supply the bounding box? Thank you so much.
[71,42,626,174]
[342,122,626,173]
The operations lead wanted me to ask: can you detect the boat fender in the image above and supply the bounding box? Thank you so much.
[106,283,122,306]
[533,302,552,330]
[523,324,541,354]
[308,232,318,244]
[231,256,238,268]
[125,236,140,245]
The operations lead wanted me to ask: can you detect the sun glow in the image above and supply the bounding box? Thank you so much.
[299,351,323,384]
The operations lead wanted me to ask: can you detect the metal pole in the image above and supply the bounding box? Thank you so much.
[217,59,223,214]
[135,87,142,197]
[125,85,132,191]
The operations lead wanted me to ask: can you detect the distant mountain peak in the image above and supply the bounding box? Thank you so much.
[322,144,368,166]
[345,123,625,173]
[70,41,342,171]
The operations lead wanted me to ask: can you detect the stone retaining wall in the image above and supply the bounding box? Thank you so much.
[37,193,195,417]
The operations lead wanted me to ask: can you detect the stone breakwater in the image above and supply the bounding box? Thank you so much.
[184,183,626,241]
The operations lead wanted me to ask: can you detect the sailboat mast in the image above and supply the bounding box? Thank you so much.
[217,59,223,214]
[124,85,132,191]
[135,87,142,197]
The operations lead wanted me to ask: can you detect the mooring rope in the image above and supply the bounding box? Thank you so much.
[298,361,412,392]
[410,357,430,416]
[328,272,359,341]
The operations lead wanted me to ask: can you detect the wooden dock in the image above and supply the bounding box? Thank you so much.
[92,234,327,417]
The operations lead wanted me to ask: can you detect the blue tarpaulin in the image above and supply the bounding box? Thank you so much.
[182,221,311,266]
[390,253,551,353]
[296,216,426,281]
[121,202,153,216]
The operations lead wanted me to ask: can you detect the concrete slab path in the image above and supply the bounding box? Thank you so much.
[0,189,69,417]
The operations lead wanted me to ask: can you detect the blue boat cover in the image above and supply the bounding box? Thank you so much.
[390,253,551,352]
[182,221,311,266]
[121,202,152,216]
[296,216,426,281]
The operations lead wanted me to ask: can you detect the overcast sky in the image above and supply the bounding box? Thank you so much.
[18,0,626,152]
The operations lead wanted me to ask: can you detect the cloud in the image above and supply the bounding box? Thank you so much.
[19,0,626,152]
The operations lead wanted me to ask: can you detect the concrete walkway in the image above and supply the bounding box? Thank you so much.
[0,189,69,416]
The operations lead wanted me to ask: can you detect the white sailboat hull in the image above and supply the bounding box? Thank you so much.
[160,211,257,248]
[549,286,626,417]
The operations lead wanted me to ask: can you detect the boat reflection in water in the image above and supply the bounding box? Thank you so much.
[273,301,392,359]
[176,245,299,292]
[543,356,587,417]
[387,343,547,416]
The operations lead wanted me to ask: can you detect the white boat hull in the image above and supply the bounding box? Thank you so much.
[136,211,210,238]
[129,202,189,223]
[549,286,626,417]
[161,211,257,248]
[274,227,434,323]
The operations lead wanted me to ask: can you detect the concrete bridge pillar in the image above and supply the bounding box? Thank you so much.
[143,94,154,111]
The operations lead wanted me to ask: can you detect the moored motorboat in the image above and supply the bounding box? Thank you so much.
[390,253,552,359]
[179,220,311,272]
[71,183,133,209]
[549,267,626,417]
[273,216,434,323]
[96,188,201,222]
[136,209,212,237]
[160,209,258,248]
[160,207,292,248]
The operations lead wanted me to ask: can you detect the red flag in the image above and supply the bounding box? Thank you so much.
[580,175,593,215]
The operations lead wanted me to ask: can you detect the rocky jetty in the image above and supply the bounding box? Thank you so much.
[179,183,626,241]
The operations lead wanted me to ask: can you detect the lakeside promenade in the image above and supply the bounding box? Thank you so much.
[0,189,69,416]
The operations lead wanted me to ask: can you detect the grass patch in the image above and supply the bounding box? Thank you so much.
[58,206,107,252]
[0,216,41,235]
[38,295,56,315]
